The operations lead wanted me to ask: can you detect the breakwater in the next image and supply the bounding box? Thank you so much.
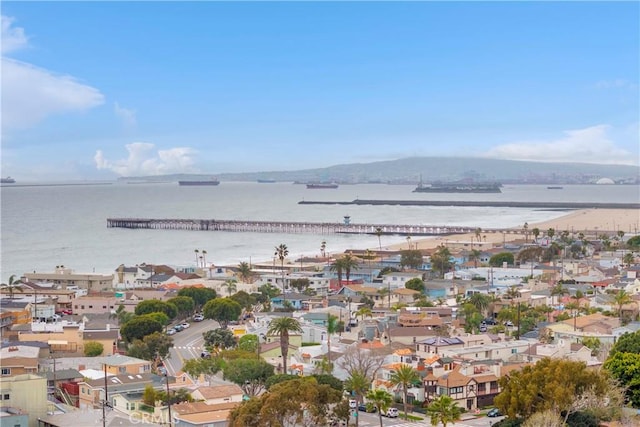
[106,218,509,236]
[298,200,640,209]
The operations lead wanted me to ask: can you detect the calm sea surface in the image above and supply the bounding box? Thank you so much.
[1,182,637,280]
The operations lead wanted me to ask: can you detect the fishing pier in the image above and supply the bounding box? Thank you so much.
[106,217,497,236]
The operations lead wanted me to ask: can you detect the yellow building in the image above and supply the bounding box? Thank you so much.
[0,373,48,427]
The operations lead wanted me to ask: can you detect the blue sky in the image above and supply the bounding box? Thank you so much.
[2,1,638,180]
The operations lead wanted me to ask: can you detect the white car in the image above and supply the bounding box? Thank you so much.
[193,314,204,322]
[166,328,177,335]
[383,408,399,418]
[180,322,190,329]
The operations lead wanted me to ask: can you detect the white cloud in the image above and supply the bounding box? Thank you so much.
[1,16,29,54]
[1,15,105,131]
[114,102,137,128]
[484,125,637,165]
[595,79,638,90]
[95,142,198,176]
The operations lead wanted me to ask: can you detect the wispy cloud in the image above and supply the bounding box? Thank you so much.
[114,102,137,128]
[1,15,104,131]
[484,125,636,165]
[1,16,29,54]
[95,142,197,176]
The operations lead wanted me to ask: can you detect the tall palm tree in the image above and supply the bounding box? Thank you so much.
[504,285,521,304]
[341,253,360,283]
[469,249,481,268]
[427,394,462,427]
[0,275,23,300]
[532,227,540,242]
[201,249,207,267]
[356,306,372,321]
[377,287,391,309]
[375,227,383,251]
[325,314,339,373]
[237,261,253,283]
[623,252,635,268]
[345,370,370,427]
[366,388,394,427]
[274,244,289,303]
[330,258,345,286]
[389,364,420,418]
[320,240,327,258]
[267,316,302,375]
[550,283,568,306]
[613,290,633,323]
[194,249,200,267]
[364,249,375,282]
[469,293,490,316]
[222,279,237,296]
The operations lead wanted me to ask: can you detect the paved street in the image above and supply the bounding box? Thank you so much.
[164,317,218,376]
[350,411,505,426]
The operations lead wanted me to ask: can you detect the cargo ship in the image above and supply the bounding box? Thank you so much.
[178,177,220,186]
[306,183,339,189]
[413,181,502,193]
[1,177,16,184]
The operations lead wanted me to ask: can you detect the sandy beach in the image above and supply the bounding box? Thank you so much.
[384,208,640,251]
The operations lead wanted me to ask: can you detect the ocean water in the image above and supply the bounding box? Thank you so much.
[1,182,636,280]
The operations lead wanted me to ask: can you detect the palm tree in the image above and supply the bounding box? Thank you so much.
[329,258,344,286]
[623,252,635,268]
[523,222,529,242]
[377,287,391,309]
[237,261,253,283]
[325,314,339,373]
[356,306,372,321]
[320,240,327,258]
[341,253,360,283]
[547,228,555,240]
[469,249,481,268]
[504,285,521,304]
[345,370,370,427]
[222,279,237,296]
[550,283,568,306]
[375,227,383,251]
[613,290,633,323]
[469,293,490,316]
[194,249,200,267]
[532,227,540,242]
[274,244,289,303]
[426,394,462,427]
[267,316,302,375]
[366,388,394,427]
[201,249,207,267]
[0,275,23,300]
[389,364,420,418]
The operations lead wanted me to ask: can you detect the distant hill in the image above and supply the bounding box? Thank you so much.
[122,157,640,185]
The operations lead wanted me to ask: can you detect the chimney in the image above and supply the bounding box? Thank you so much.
[78,364,86,371]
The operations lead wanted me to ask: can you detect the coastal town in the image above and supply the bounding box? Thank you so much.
[1,208,639,427]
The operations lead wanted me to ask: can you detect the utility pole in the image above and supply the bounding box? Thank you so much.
[165,371,172,427]
[102,364,107,427]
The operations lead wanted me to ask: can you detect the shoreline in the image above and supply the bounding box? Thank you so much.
[383,208,640,252]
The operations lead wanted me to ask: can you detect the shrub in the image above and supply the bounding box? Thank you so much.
[84,341,104,357]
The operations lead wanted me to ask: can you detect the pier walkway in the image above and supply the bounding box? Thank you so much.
[106,218,515,236]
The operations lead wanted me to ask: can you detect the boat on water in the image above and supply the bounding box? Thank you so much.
[178,177,220,186]
[306,183,339,189]
[413,181,502,193]
[547,186,564,190]
[257,179,276,183]
[1,177,16,184]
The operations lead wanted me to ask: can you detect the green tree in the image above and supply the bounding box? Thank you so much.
[468,293,491,316]
[375,227,383,250]
[121,316,163,342]
[312,374,343,392]
[405,277,425,293]
[627,235,640,249]
[238,334,259,353]
[366,388,394,427]
[550,283,568,306]
[581,337,601,357]
[469,249,482,268]
[325,314,339,373]
[267,316,302,374]
[389,364,420,419]
[134,299,178,320]
[289,278,310,293]
[126,332,173,363]
[140,311,169,327]
[166,296,195,320]
[344,370,370,427]
[84,341,104,357]
[237,261,253,283]
[143,384,157,406]
[609,330,640,356]
[203,298,242,329]
[115,304,134,325]
[532,227,540,241]
[229,290,257,310]
[222,279,238,297]
[356,306,372,321]
[183,357,223,385]
[223,358,275,396]
[400,249,423,270]
[427,395,462,427]
[612,290,633,323]
[489,252,515,267]
[547,228,555,239]
[431,245,453,278]
[494,358,610,420]
[623,252,636,267]
[203,328,237,350]
[604,351,640,408]
[177,286,217,309]
[265,374,299,389]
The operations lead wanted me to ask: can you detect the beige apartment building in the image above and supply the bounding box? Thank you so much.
[0,373,48,427]
[23,266,113,292]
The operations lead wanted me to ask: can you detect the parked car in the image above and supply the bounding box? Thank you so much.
[383,407,399,418]
[358,403,376,413]
[61,309,73,315]
[201,350,211,359]
[505,321,514,327]
[173,324,184,332]
[193,314,204,322]
[166,328,177,335]
[180,322,190,329]
[487,408,502,417]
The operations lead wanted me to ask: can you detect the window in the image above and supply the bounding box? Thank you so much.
[89,305,93,309]
[81,305,85,309]
[511,348,517,354]
[102,306,107,309]
[1,368,10,375]
[3,394,9,400]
